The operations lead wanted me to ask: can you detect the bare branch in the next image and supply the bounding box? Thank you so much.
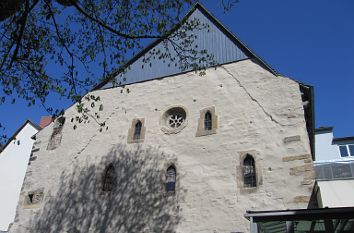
[70,0,164,40]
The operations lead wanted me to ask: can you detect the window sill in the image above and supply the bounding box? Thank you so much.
[195,129,217,137]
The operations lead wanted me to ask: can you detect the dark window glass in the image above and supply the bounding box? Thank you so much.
[339,146,349,157]
[166,166,176,192]
[204,111,212,130]
[243,154,256,188]
[103,164,116,191]
[349,145,354,156]
[134,121,142,140]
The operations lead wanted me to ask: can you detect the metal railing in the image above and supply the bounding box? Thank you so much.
[314,159,354,180]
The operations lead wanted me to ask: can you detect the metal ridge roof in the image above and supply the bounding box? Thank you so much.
[93,2,281,91]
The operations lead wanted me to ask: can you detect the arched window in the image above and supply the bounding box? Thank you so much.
[204,111,212,130]
[47,116,66,150]
[243,154,256,188]
[133,120,142,140]
[166,166,176,193]
[103,164,116,192]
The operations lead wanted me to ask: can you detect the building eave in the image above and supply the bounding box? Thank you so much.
[0,120,40,154]
[333,136,354,144]
[245,206,354,222]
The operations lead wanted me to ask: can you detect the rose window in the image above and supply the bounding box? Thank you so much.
[160,106,188,134]
[168,114,185,128]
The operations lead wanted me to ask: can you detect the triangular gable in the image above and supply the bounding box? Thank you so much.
[96,3,277,90]
[0,120,40,154]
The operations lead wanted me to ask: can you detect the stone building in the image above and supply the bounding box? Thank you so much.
[10,3,315,233]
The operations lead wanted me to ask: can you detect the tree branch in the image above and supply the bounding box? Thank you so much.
[45,0,79,97]
[70,0,165,40]
[9,0,40,68]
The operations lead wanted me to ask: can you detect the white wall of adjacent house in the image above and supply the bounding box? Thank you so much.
[317,180,354,207]
[0,123,38,231]
[315,131,340,161]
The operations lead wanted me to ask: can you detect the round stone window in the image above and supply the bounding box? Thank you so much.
[160,106,188,134]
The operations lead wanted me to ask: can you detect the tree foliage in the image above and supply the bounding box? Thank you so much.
[0,0,237,142]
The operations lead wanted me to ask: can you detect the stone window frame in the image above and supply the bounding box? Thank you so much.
[161,160,179,196]
[23,188,44,209]
[236,151,262,194]
[196,106,218,137]
[47,116,65,150]
[160,105,189,135]
[127,118,146,143]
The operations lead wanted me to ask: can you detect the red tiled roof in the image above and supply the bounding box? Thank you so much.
[39,116,53,129]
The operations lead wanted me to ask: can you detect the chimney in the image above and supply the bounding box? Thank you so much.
[39,116,54,129]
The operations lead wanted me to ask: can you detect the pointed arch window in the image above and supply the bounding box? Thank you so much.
[196,107,217,137]
[128,118,145,143]
[166,166,176,193]
[243,154,256,188]
[134,120,142,140]
[47,116,65,150]
[103,164,116,192]
[204,111,212,130]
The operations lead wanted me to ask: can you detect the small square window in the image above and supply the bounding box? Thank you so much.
[339,145,348,157]
[24,190,44,207]
[349,145,354,156]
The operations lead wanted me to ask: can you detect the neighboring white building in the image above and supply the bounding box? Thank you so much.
[315,127,354,161]
[0,120,40,232]
[314,127,354,208]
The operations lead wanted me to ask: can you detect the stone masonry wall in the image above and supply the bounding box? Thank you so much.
[9,59,314,233]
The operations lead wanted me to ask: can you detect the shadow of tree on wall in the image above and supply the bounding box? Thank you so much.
[31,144,183,233]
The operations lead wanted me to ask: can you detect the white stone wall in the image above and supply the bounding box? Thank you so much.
[10,59,314,233]
[0,123,38,231]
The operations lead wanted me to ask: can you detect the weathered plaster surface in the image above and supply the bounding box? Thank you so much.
[10,59,314,233]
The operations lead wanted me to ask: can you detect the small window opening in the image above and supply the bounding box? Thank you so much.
[166,166,176,193]
[56,116,66,126]
[134,121,142,140]
[339,145,349,157]
[47,116,65,150]
[25,190,43,206]
[103,164,116,192]
[349,145,354,156]
[243,154,256,188]
[204,111,212,130]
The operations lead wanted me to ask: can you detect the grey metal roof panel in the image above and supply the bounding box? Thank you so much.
[100,7,248,89]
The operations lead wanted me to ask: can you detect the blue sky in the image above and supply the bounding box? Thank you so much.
[1,0,353,139]
[202,0,354,137]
